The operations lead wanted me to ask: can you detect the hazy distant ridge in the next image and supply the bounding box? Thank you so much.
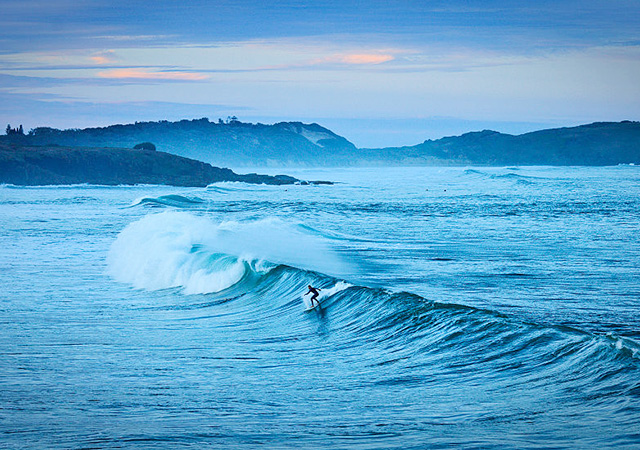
[365,121,640,166]
[2,119,638,166]
[13,118,358,167]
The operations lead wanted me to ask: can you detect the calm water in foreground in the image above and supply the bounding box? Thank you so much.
[1,166,639,449]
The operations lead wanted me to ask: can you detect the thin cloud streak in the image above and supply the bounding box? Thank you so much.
[253,50,398,71]
[332,53,395,64]
[96,69,209,81]
[90,56,112,65]
[90,50,118,65]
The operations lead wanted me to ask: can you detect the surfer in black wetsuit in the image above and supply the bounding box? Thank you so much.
[305,285,321,307]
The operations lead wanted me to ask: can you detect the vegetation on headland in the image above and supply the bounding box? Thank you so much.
[3,118,358,167]
[0,143,314,187]
[5,124,24,136]
[133,142,156,151]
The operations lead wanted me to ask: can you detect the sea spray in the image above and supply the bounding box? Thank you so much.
[107,211,350,294]
[301,281,353,309]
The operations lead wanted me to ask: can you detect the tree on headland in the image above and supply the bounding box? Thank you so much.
[5,124,25,135]
[5,125,24,136]
[133,142,156,151]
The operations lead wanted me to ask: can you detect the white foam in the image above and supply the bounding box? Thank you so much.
[107,211,349,294]
[320,281,353,298]
[302,281,353,308]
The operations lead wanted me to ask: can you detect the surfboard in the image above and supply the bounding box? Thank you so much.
[305,301,321,311]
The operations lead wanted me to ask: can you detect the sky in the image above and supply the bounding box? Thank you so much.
[1,0,639,147]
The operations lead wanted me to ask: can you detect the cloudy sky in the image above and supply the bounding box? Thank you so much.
[1,0,639,147]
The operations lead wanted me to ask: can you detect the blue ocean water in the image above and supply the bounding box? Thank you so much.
[1,166,639,449]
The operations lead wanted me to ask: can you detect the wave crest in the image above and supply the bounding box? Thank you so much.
[129,194,205,208]
[107,211,349,294]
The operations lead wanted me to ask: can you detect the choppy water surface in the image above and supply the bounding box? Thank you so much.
[1,166,639,449]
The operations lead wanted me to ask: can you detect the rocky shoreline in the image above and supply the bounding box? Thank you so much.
[0,144,330,187]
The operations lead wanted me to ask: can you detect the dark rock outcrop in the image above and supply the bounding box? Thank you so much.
[0,143,324,187]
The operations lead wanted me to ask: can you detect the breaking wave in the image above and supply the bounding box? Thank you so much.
[107,211,350,293]
[107,211,640,423]
[108,211,639,357]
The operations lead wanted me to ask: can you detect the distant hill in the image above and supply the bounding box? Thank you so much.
[1,119,638,166]
[0,143,308,187]
[362,121,640,166]
[4,118,358,167]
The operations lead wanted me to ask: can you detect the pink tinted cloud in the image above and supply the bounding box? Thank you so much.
[97,69,208,81]
[307,53,395,66]
[338,54,395,64]
[255,52,395,71]
[89,50,118,65]
[90,50,117,65]
[91,55,112,64]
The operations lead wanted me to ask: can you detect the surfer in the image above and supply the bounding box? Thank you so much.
[305,285,321,307]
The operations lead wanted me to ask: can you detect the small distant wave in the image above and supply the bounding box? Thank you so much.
[206,181,280,193]
[462,169,543,185]
[129,194,205,209]
[462,169,489,177]
[296,223,381,244]
[490,173,537,185]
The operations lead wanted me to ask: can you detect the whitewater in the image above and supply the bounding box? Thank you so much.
[1,166,639,449]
